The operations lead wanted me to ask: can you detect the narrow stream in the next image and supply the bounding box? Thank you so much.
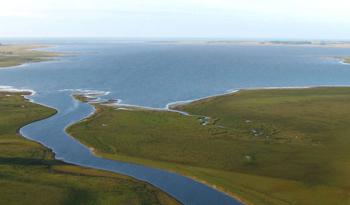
[20,91,241,205]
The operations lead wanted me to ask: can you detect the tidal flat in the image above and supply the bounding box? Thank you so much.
[68,87,350,205]
[0,91,180,205]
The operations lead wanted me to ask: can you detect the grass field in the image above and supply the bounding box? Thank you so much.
[0,91,179,205]
[68,87,350,205]
[0,44,58,67]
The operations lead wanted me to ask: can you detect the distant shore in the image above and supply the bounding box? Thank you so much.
[0,44,60,68]
[151,40,350,48]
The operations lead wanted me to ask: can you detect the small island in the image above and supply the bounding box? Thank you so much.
[68,87,350,205]
[0,44,59,68]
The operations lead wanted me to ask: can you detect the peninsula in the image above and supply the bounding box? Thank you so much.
[68,87,350,205]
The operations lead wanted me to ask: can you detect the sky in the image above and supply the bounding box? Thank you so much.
[1,0,350,39]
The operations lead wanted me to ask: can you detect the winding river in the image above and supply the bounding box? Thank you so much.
[19,91,240,205]
[2,39,350,204]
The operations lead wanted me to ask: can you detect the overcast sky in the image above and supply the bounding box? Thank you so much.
[1,0,350,39]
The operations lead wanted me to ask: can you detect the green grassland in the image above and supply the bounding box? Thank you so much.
[68,87,350,205]
[0,44,58,67]
[0,92,179,205]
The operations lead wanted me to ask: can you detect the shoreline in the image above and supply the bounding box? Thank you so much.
[0,57,65,70]
[0,85,36,95]
[166,85,350,113]
[0,44,61,69]
[73,84,350,113]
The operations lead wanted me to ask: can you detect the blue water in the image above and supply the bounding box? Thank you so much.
[1,40,350,107]
[1,39,350,205]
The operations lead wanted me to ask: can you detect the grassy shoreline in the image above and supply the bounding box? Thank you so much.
[68,87,350,205]
[0,44,60,68]
[0,91,180,205]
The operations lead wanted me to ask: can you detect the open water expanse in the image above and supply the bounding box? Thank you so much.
[1,38,350,204]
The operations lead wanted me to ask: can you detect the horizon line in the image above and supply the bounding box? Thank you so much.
[1,37,350,42]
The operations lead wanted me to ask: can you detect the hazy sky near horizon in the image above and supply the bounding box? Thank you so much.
[1,0,350,39]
